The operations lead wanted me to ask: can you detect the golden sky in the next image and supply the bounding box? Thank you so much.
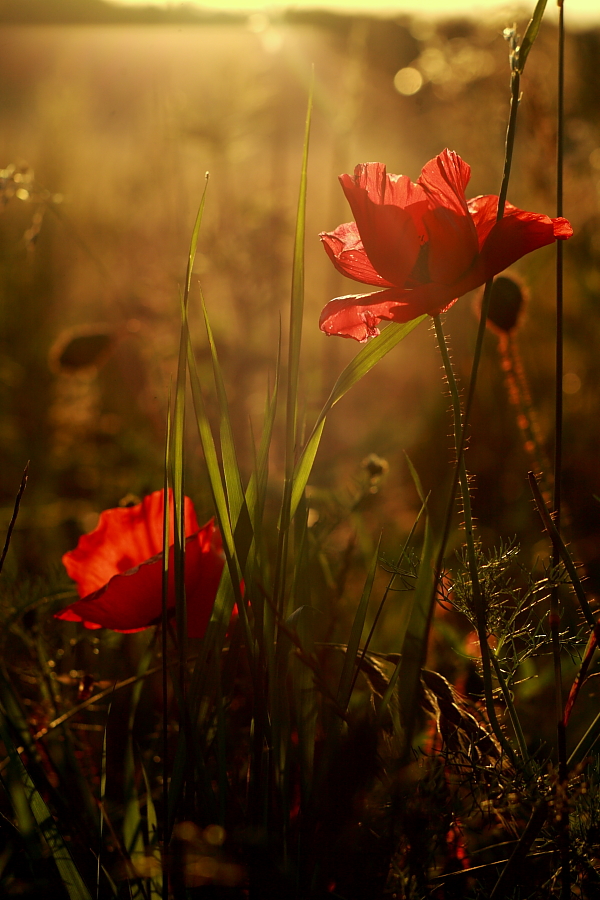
[110,0,599,27]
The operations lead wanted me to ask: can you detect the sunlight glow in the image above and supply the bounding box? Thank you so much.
[108,0,600,26]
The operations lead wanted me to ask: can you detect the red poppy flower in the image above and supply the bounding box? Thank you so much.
[55,490,224,638]
[319,150,573,342]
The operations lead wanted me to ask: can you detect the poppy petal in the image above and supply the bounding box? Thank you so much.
[319,284,459,342]
[62,490,200,598]
[56,520,224,639]
[320,223,394,287]
[418,149,472,214]
[418,150,479,284]
[478,203,574,281]
[339,164,425,286]
[467,194,500,248]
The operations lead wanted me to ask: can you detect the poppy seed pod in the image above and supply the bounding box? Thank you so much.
[485,274,527,336]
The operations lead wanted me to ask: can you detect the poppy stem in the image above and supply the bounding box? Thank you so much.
[430,22,532,765]
[433,316,521,765]
[554,3,570,898]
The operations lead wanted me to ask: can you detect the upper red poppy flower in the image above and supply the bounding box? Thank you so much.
[55,490,224,639]
[319,150,573,342]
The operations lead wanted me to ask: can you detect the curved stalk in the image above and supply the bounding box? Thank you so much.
[433,315,519,766]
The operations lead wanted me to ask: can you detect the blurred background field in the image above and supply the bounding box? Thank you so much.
[1,0,600,599]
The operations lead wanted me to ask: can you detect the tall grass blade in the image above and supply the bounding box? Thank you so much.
[173,173,210,686]
[201,293,253,567]
[291,317,425,518]
[123,646,155,869]
[273,81,313,620]
[376,462,435,758]
[0,712,93,900]
[337,538,381,712]
[517,0,548,72]
[161,394,171,879]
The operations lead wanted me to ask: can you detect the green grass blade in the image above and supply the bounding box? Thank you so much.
[173,173,210,682]
[201,293,254,571]
[201,293,245,526]
[393,507,435,757]
[123,646,154,864]
[98,700,110,900]
[273,81,313,620]
[337,538,381,712]
[184,173,209,304]
[518,0,548,73]
[187,334,234,558]
[0,712,93,900]
[377,463,435,757]
[140,756,162,899]
[173,312,187,643]
[245,357,280,533]
[161,393,171,861]
[286,79,313,484]
[291,317,425,518]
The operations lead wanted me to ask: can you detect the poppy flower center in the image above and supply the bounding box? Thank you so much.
[407,242,431,287]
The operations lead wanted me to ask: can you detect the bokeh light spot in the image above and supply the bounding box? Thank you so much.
[394,67,423,96]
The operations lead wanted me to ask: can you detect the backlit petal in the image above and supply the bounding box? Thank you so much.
[478,205,574,281]
[418,150,472,215]
[319,284,458,342]
[62,490,199,598]
[418,150,478,283]
[320,222,394,287]
[56,520,224,639]
[467,194,499,249]
[339,164,425,285]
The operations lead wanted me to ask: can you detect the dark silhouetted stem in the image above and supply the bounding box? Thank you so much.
[433,317,518,765]
[0,462,29,576]
[554,4,570,898]
[431,66,521,762]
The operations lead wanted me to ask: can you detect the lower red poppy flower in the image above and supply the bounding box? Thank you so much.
[55,490,224,639]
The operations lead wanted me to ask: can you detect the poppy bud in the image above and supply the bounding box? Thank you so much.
[485,274,527,336]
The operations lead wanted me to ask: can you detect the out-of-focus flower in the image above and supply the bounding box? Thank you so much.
[55,490,224,638]
[319,149,573,342]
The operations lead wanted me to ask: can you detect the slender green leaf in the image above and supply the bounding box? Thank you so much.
[377,465,435,758]
[139,757,162,899]
[184,173,209,303]
[393,512,435,752]
[273,80,313,623]
[187,333,234,558]
[201,294,246,528]
[123,646,154,863]
[337,538,381,712]
[173,306,188,679]
[0,712,93,900]
[245,360,279,533]
[291,317,426,518]
[174,174,210,681]
[517,0,548,72]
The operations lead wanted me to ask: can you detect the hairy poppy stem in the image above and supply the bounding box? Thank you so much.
[430,57,523,766]
[433,317,521,764]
